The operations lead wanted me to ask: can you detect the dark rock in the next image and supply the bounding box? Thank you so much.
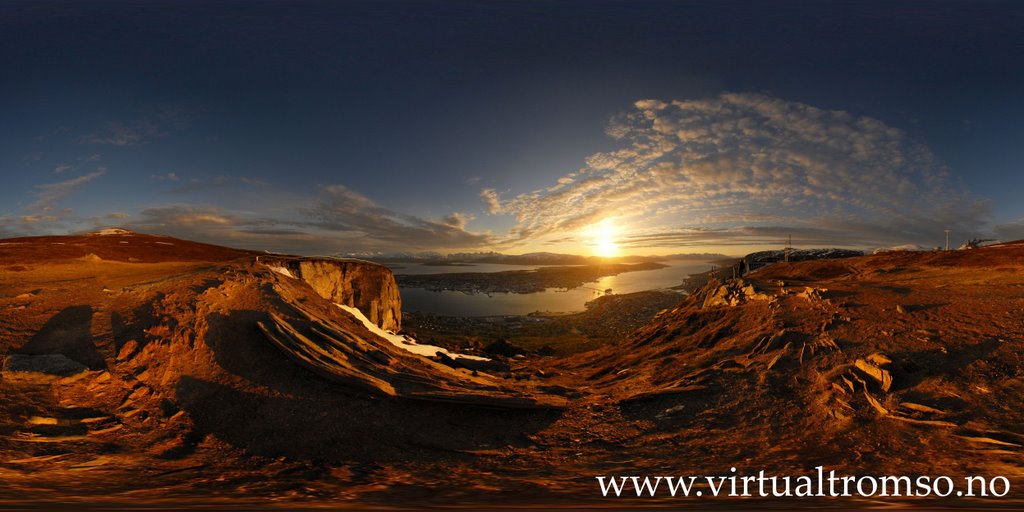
[2,354,88,378]
[434,351,509,372]
[483,338,528,357]
[453,357,510,373]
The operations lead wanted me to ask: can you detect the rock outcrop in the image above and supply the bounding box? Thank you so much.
[261,256,402,331]
[700,279,773,308]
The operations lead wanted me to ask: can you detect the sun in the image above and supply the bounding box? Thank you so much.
[591,218,621,258]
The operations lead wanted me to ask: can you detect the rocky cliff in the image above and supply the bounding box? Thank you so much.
[262,256,402,331]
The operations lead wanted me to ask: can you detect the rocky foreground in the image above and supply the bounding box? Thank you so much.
[1,232,1022,508]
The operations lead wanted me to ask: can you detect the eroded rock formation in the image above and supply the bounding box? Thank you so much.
[261,256,402,331]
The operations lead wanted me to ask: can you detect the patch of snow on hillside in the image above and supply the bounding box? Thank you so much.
[154,241,174,245]
[92,228,134,236]
[873,244,928,254]
[267,265,295,278]
[336,304,489,361]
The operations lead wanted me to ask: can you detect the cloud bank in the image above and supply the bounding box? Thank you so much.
[301,185,492,250]
[115,185,493,254]
[31,169,107,212]
[486,93,990,249]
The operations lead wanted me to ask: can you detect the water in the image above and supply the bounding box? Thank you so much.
[386,262,565,275]
[399,260,715,316]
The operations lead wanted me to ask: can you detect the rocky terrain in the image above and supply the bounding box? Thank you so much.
[1,231,1022,509]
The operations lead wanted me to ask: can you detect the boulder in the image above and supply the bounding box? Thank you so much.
[701,279,772,308]
[854,358,892,392]
[483,338,528,357]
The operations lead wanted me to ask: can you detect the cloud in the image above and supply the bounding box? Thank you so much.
[302,185,493,250]
[120,204,335,254]
[54,164,73,174]
[20,214,59,223]
[151,172,180,182]
[480,188,503,214]
[76,107,198,146]
[131,206,240,228]
[486,93,990,248]
[442,212,474,229]
[106,184,492,254]
[77,120,165,146]
[82,154,102,162]
[993,219,1024,242]
[31,169,107,212]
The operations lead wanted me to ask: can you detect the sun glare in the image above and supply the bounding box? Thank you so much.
[591,218,621,258]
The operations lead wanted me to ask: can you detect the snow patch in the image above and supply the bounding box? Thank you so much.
[91,228,134,236]
[153,241,174,246]
[872,244,927,254]
[267,265,295,278]
[336,304,489,361]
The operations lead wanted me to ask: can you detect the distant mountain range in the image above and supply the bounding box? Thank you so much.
[341,250,727,266]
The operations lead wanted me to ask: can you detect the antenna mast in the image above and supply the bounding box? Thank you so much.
[944,229,951,251]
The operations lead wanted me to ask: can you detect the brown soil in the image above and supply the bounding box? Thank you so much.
[1,234,1022,509]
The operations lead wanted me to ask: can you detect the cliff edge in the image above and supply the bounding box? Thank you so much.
[260,256,402,331]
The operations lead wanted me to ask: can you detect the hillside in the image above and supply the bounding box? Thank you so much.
[1,233,1022,508]
[550,241,1024,501]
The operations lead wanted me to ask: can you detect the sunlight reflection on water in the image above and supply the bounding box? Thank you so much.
[400,260,715,316]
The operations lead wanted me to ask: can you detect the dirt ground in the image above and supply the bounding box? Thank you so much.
[1,233,1022,509]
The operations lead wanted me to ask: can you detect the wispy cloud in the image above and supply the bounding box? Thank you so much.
[302,185,494,250]
[480,188,503,214]
[54,164,73,174]
[484,93,990,248]
[76,107,195,146]
[31,169,107,212]
[993,219,1024,242]
[122,204,329,254]
[151,172,180,182]
[77,120,165,146]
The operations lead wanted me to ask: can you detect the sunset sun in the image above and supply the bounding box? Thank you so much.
[591,218,621,258]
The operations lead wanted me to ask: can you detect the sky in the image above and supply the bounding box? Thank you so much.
[2,0,1023,257]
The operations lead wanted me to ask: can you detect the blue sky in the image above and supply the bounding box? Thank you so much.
[2,1,1022,256]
